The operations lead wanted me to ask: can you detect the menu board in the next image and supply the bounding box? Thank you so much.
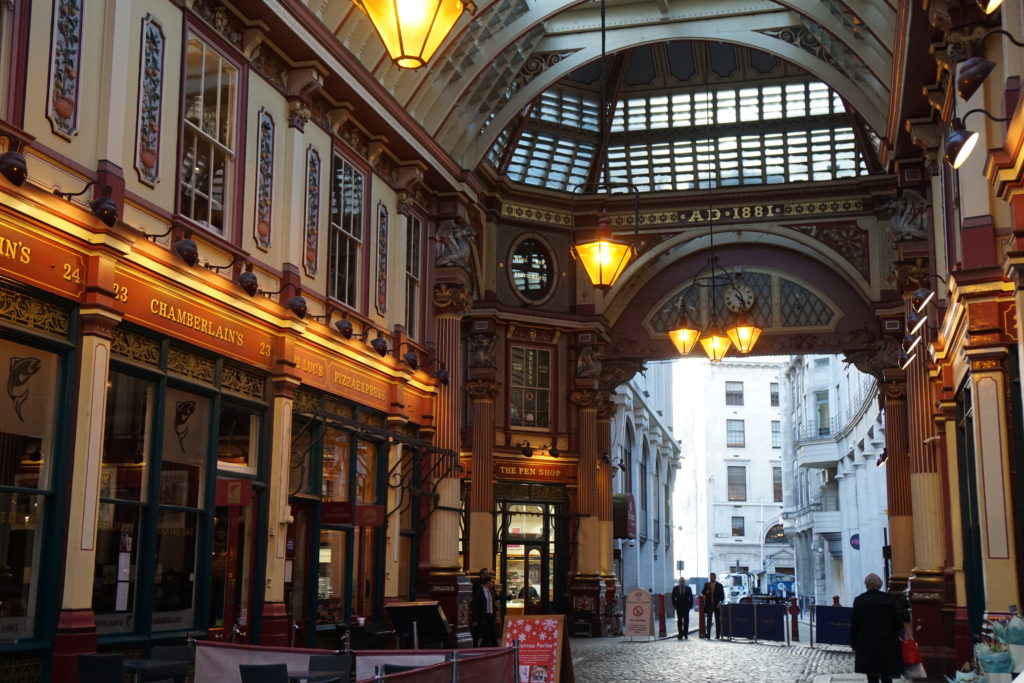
[502,614,575,683]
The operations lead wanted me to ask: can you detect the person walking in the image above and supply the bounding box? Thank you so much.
[671,577,694,639]
[470,575,499,647]
[850,573,903,683]
[701,572,725,639]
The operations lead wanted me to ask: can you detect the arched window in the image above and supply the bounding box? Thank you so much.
[624,421,634,492]
[765,523,787,544]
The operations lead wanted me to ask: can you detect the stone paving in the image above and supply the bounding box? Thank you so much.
[569,632,858,683]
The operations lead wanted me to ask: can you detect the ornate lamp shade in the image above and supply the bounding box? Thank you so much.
[726,319,762,354]
[572,209,635,289]
[978,0,1003,13]
[957,57,996,102]
[699,327,732,362]
[353,0,476,69]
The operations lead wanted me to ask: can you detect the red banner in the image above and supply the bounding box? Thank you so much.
[502,614,574,683]
[356,504,385,527]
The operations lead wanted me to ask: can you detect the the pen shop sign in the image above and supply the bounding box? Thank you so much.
[494,460,568,483]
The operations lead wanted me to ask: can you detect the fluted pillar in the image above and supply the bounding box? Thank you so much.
[467,379,499,575]
[881,377,914,591]
[597,397,615,581]
[568,388,605,635]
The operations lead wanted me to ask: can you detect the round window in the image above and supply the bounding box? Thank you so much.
[510,238,554,302]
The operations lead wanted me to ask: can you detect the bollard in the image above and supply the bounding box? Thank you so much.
[788,597,800,642]
[832,595,840,607]
[513,638,520,681]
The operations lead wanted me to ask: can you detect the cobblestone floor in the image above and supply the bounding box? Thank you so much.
[569,634,856,683]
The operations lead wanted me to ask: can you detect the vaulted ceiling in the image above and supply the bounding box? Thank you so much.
[298,0,895,171]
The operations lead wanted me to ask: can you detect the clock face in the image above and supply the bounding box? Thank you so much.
[723,283,756,312]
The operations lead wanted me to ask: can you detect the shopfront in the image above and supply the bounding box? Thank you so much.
[489,461,573,618]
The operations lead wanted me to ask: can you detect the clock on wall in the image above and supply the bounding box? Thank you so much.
[723,283,756,312]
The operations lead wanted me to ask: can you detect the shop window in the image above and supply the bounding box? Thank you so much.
[180,35,237,234]
[355,439,376,503]
[405,215,422,340]
[726,419,745,447]
[328,154,365,307]
[725,381,744,406]
[159,387,208,508]
[509,347,551,429]
[0,340,58,640]
[322,428,350,501]
[317,530,348,622]
[727,465,746,501]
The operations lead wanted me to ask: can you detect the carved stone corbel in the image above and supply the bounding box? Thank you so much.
[433,282,473,315]
[466,379,500,401]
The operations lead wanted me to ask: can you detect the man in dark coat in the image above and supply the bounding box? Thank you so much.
[470,575,499,647]
[850,573,904,683]
[671,577,694,639]
[701,572,725,638]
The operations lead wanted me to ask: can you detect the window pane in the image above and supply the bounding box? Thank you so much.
[727,465,746,501]
[0,342,58,490]
[161,388,208,508]
[210,496,254,631]
[317,529,348,622]
[355,439,376,503]
[322,428,349,501]
[726,419,745,447]
[93,503,140,634]
[770,382,780,407]
[329,156,364,306]
[509,347,551,428]
[725,381,744,406]
[731,516,745,536]
[218,405,257,468]
[152,510,198,630]
[773,466,783,502]
[102,373,152,501]
[0,492,44,640]
[772,420,781,448]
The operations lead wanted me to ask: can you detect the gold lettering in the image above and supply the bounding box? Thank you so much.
[689,210,703,222]
[148,298,249,348]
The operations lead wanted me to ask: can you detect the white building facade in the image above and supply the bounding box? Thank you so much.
[781,355,888,606]
[673,358,793,593]
[610,362,681,598]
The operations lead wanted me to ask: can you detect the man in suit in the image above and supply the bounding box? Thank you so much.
[850,573,903,683]
[470,575,499,647]
[671,577,694,639]
[701,572,725,639]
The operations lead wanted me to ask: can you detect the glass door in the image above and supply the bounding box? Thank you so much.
[495,501,566,617]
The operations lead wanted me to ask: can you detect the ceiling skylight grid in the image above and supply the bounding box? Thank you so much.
[505,130,595,189]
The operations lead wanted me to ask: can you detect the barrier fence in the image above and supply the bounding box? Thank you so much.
[719,603,789,642]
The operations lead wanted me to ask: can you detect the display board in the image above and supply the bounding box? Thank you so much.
[815,605,853,645]
[624,588,654,639]
[502,614,575,683]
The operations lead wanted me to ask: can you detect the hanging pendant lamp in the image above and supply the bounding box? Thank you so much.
[699,323,732,363]
[726,314,762,354]
[572,209,635,289]
[668,312,700,355]
[353,0,476,69]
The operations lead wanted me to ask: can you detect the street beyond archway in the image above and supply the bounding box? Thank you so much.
[571,635,855,682]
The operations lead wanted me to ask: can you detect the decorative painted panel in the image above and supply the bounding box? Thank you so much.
[254,109,275,251]
[375,201,388,315]
[47,0,83,139]
[303,146,321,277]
[135,15,165,186]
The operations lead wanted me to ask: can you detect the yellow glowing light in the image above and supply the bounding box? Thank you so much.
[979,0,1003,14]
[573,238,634,289]
[353,0,475,69]
[726,322,762,354]
[668,326,700,355]
[699,331,732,362]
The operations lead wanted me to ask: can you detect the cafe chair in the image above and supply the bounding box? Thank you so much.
[239,663,289,683]
[76,653,123,683]
[149,645,192,662]
[309,653,352,682]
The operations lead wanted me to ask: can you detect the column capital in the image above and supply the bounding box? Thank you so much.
[880,378,907,402]
[79,307,121,339]
[465,379,499,401]
[571,389,603,410]
[271,374,302,399]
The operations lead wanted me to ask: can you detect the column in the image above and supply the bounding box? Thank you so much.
[52,309,119,682]
[597,396,614,583]
[417,275,472,645]
[260,373,300,645]
[466,378,499,577]
[965,349,1020,613]
[568,388,605,636]
[881,377,914,592]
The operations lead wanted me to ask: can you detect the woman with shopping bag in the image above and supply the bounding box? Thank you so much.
[850,573,905,683]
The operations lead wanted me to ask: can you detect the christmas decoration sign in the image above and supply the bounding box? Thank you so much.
[502,613,575,683]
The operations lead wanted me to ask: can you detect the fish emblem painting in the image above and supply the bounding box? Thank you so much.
[174,400,196,452]
[7,357,41,422]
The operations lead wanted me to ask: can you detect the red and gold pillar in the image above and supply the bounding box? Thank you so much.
[568,387,605,636]
[880,376,914,593]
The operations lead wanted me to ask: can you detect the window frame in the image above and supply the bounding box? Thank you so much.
[725,381,744,406]
[404,212,424,340]
[727,465,747,501]
[176,28,245,237]
[726,419,745,447]
[731,516,745,537]
[327,150,368,310]
[508,345,553,430]
[773,466,783,502]
[770,382,780,407]
[771,420,781,448]
[508,234,558,305]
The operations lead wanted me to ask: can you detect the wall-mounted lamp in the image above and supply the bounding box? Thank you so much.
[53,180,118,227]
[876,448,889,468]
[978,0,1003,12]
[543,443,559,458]
[202,254,245,273]
[958,29,1022,102]
[901,333,921,356]
[285,291,308,319]
[171,231,199,267]
[519,441,534,458]
[944,109,1012,169]
[0,134,27,187]
[236,263,259,296]
[398,342,420,370]
[906,310,927,336]
[334,312,354,339]
[358,327,389,357]
[898,350,917,371]
[602,452,627,474]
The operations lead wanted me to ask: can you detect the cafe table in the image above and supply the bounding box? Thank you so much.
[122,658,190,683]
